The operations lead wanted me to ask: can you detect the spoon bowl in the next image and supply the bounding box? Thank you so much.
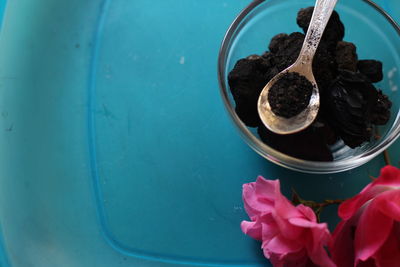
[257,61,320,135]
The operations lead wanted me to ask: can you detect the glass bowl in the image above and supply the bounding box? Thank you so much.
[218,0,400,174]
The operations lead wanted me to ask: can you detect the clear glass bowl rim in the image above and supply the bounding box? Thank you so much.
[217,0,400,174]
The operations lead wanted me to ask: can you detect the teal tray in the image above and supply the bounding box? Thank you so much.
[0,0,398,266]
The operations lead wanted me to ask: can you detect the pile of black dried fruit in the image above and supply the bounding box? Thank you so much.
[336,41,358,71]
[323,70,378,148]
[228,55,275,127]
[270,32,306,71]
[268,72,313,118]
[227,6,392,161]
[358,60,383,83]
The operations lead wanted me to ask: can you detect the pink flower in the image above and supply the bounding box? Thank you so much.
[241,176,335,267]
[330,166,400,267]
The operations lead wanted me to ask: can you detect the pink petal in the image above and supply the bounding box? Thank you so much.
[268,253,284,267]
[242,182,258,218]
[338,193,365,220]
[297,204,317,222]
[283,205,333,267]
[273,211,303,240]
[338,166,400,220]
[311,224,331,252]
[263,234,303,255]
[307,227,335,267]
[308,244,336,267]
[254,176,279,202]
[373,165,400,188]
[289,208,331,245]
[289,217,321,229]
[294,218,332,264]
[241,220,262,241]
[242,182,272,218]
[376,189,400,221]
[274,192,302,219]
[373,223,400,267]
[338,185,390,220]
[276,250,308,267]
[355,200,394,263]
[261,217,280,241]
[242,177,280,218]
[330,219,357,267]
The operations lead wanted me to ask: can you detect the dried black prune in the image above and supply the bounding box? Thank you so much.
[357,60,383,83]
[257,124,333,161]
[313,40,338,91]
[273,32,305,71]
[297,7,344,47]
[324,70,378,148]
[336,41,358,71]
[261,52,281,79]
[228,55,278,127]
[268,33,289,54]
[371,90,392,125]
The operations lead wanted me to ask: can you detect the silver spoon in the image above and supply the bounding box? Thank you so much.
[257,0,338,135]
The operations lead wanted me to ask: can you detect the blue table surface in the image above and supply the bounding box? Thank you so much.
[0,1,399,267]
